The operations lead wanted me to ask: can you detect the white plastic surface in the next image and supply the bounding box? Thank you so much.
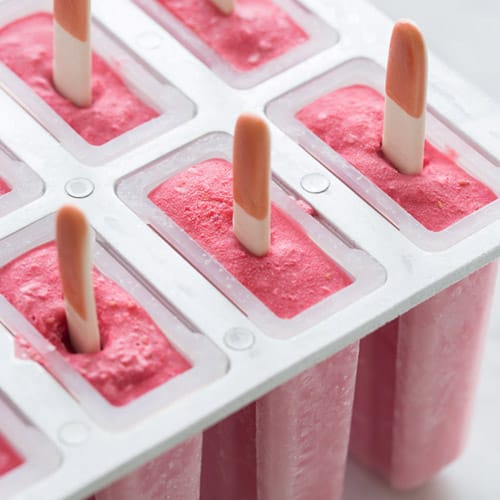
[0,395,60,497]
[0,146,44,217]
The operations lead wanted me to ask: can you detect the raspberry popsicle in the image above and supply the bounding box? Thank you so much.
[0,433,23,478]
[0,207,200,500]
[0,13,158,145]
[154,0,308,71]
[296,22,498,489]
[94,436,201,500]
[149,116,358,499]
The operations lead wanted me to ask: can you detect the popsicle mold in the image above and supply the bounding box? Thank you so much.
[0,0,195,164]
[133,0,338,88]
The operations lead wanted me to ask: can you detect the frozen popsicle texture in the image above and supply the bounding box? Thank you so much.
[150,158,358,499]
[95,436,202,500]
[201,344,359,500]
[297,84,498,488]
[0,243,191,406]
[0,433,23,477]
[155,0,309,71]
[351,263,497,488]
[0,13,159,145]
[1,243,200,498]
[256,344,359,500]
[149,158,353,318]
[296,85,497,230]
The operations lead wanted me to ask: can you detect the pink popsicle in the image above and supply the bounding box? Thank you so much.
[256,344,359,500]
[297,84,498,488]
[0,243,191,405]
[0,242,200,499]
[149,158,353,319]
[0,13,158,146]
[350,264,497,488]
[95,436,202,500]
[201,346,358,500]
[154,0,308,71]
[150,157,358,499]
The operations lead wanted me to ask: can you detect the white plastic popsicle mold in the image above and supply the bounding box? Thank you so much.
[0,213,229,430]
[0,0,196,166]
[133,0,339,88]
[0,0,498,498]
[266,57,500,251]
[0,393,60,498]
[117,132,386,339]
[0,144,44,218]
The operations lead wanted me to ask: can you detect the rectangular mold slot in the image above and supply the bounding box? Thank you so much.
[266,57,500,251]
[0,144,44,217]
[116,132,386,339]
[0,214,228,429]
[0,392,60,498]
[133,0,339,88]
[0,0,196,165]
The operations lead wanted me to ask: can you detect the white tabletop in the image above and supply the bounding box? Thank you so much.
[344,2,500,498]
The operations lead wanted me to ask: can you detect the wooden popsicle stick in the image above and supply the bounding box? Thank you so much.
[209,0,235,15]
[233,113,271,257]
[53,0,92,107]
[382,20,427,175]
[56,205,100,354]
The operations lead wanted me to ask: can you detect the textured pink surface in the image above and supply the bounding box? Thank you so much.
[351,263,498,489]
[96,436,202,500]
[296,85,497,231]
[0,433,23,477]
[155,0,308,71]
[0,243,190,406]
[201,402,257,500]
[0,178,10,197]
[0,13,159,146]
[149,158,353,319]
[202,344,359,500]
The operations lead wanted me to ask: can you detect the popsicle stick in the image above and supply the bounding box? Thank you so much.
[233,113,271,257]
[382,20,427,175]
[209,0,235,15]
[56,205,100,354]
[53,0,92,107]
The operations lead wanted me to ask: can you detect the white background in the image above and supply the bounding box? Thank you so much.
[370,0,500,102]
[343,2,500,499]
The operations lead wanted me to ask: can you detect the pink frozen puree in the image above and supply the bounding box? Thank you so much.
[0,243,190,406]
[156,0,309,71]
[296,85,497,230]
[0,13,159,146]
[149,158,352,319]
[0,433,23,477]
[0,179,10,196]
